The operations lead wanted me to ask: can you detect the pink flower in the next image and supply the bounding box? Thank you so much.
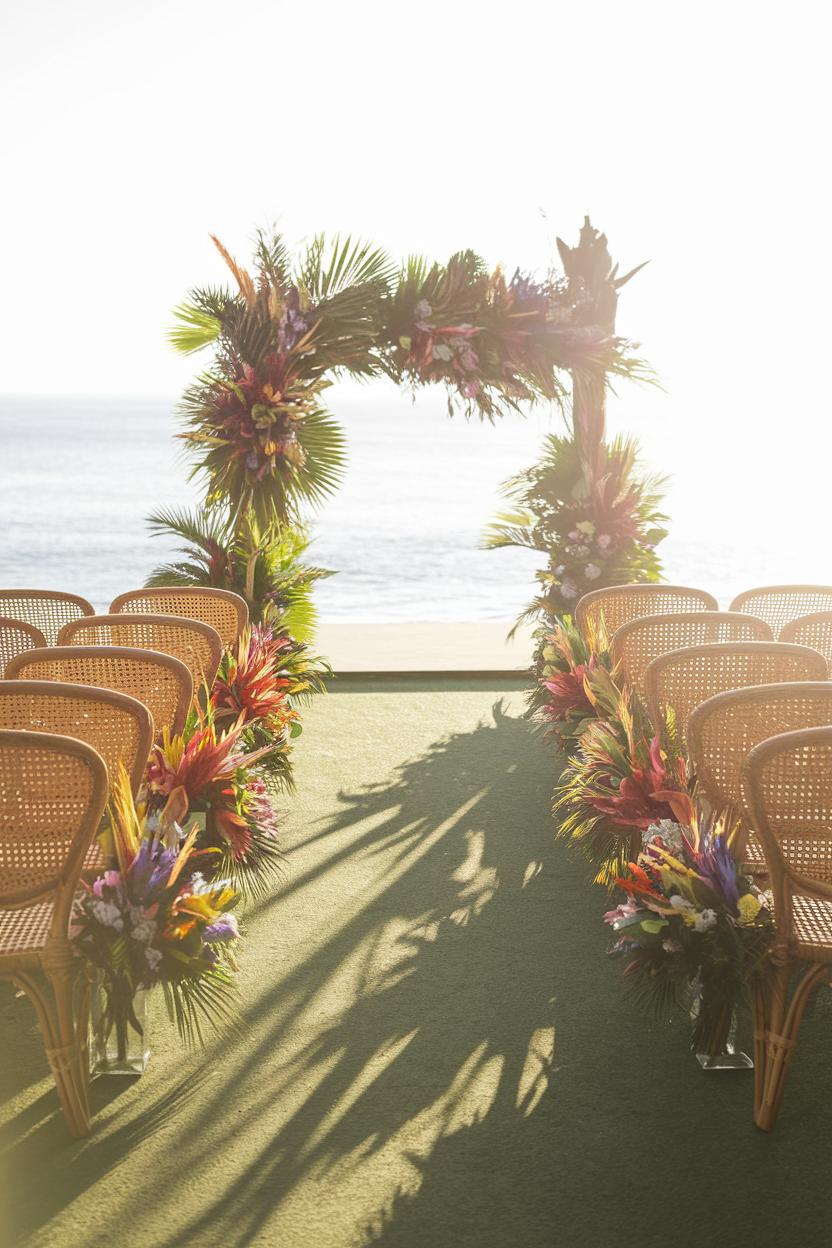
[603,899,639,926]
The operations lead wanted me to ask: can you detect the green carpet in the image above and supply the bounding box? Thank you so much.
[2,678,832,1247]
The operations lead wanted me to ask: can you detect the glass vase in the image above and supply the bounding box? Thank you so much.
[89,971,151,1076]
[689,982,753,1071]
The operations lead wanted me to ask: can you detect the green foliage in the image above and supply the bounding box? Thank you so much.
[146,506,332,639]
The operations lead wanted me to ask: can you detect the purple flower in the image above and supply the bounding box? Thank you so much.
[204,913,239,944]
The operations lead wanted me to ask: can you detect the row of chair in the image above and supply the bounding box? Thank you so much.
[574,581,832,1130]
[0,585,250,1138]
[576,582,832,646]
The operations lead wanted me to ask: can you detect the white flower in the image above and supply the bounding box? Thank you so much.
[414,299,432,321]
[89,899,124,931]
[145,947,162,971]
[669,894,695,913]
[432,343,452,361]
[643,819,685,854]
[560,580,578,600]
[554,565,566,576]
[584,563,601,581]
[127,905,156,944]
[596,533,612,550]
[694,909,718,932]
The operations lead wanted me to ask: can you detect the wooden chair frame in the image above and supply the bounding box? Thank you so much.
[5,645,193,738]
[0,729,109,1137]
[110,586,248,648]
[744,727,832,1130]
[609,612,773,701]
[0,590,94,647]
[730,585,832,639]
[0,615,47,676]
[57,613,223,691]
[575,583,718,643]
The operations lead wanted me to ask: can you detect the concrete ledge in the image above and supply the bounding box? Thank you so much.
[316,620,534,675]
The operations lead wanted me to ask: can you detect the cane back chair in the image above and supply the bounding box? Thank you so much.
[609,612,773,702]
[110,587,248,649]
[744,726,832,1130]
[0,680,155,878]
[57,613,223,691]
[780,611,832,673]
[5,646,193,739]
[688,681,832,874]
[730,585,832,640]
[575,584,718,645]
[645,642,828,744]
[0,730,109,1137]
[0,681,153,799]
[0,617,47,676]
[0,590,94,647]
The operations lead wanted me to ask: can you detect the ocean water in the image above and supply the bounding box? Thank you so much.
[0,392,821,621]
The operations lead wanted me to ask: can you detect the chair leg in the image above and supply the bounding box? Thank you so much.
[754,962,828,1132]
[13,970,89,1138]
[50,968,92,1138]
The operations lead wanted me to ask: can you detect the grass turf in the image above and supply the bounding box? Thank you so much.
[2,677,832,1246]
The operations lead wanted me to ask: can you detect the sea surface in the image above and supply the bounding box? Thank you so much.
[0,393,819,622]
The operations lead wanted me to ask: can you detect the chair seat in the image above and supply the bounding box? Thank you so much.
[0,901,53,963]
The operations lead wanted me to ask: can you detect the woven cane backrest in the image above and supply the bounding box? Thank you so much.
[688,682,832,828]
[780,612,832,672]
[610,612,773,701]
[57,613,222,690]
[0,729,108,910]
[5,646,192,738]
[730,586,832,640]
[110,587,248,648]
[0,617,47,676]
[0,590,94,647]
[575,584,718,643]
[745,727,832,897]
[0,681,153,798]
[646,643,828,744]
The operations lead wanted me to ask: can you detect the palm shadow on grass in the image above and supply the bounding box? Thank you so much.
[5,687,832,1248]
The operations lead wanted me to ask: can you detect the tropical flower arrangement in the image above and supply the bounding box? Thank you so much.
[156,225,651,632]
[604,801,774,1056]
[73,769,241,1058]
[145,703,282,900]
[485,433,668,627]
[529,614,611,746]
[553,669,690,883]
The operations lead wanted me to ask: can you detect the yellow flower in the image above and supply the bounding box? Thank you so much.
[737,893,762,926]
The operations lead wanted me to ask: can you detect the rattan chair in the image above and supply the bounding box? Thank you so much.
[0,616,47,676]
[5,646,193,738]
[0,729,109,1137]
[575,584,718,643]
[0,590,94,646]
[730,585,832,639]
[780,611,832,673]
[0,681,153,798]
[57,613,223,691]
[609,612,773,701]
[645,642,828,743]
[688,681,832,872]
[110,587,248,648]
[744,726,832,1130]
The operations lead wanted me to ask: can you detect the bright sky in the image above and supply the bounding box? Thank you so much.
[1,0,830,552]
